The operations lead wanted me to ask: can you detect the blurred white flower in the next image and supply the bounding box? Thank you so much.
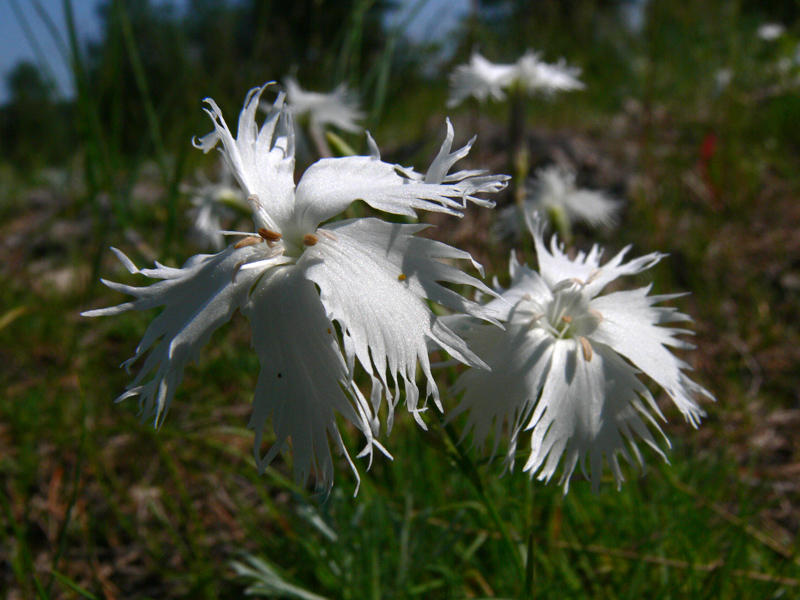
[448,51,584,108]
[284,77,364,134]
[184,161,248,251]
[757,23,786,41]
[714,68,734,94]
[528,165,619,230]
[448,214,713,492]
[496,165,619,241]
[84,84,507,492]
[447,53,518,107]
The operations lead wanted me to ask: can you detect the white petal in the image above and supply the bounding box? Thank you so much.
[524,340,668,493]
[424,118,474,184]
[447,52,516,107]
[299,217,499,428]
[285,77,365,133]
[516,51,585,95]
[526,165,619,230]
[194,84,296,233]
[589,288,713,426]
[479,253,552,322]
[241,265,378,492]
[82,245,275,425]
[293,127,506,233]
[561,189,619,228]
[449,320,555,465]
[527,212,664,297]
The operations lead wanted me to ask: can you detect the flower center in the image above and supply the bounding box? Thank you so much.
[523,279,603,341]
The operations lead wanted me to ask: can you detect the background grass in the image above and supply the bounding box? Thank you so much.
[2,0,799,598]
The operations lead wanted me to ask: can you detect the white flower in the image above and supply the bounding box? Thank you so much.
[448,214,713,492]
[184,160,248,251]
[534,164,619,228]
[514,52,585,96]
[448,51,584,108]
[757,23,786,41]
[83,84,507,492]
[447,53,518,107]
[495,165,619,242]
[284,77,364,134]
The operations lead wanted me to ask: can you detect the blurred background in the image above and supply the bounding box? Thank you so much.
[1,0,799,598]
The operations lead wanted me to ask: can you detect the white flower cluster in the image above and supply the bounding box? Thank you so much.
[86,79,712,494]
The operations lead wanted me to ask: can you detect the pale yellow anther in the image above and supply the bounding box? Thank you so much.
[589,309,604,324]
[234,235,263,249]
[580,336,593,362]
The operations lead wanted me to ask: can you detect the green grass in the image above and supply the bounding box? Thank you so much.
[2,0,800,598]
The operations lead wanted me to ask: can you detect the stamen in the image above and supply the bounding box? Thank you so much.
[561,315,572,324]
[585,269,602,284]
[589,309,604,324]
[258,228,282,242]
[580,336,593,362]
[398,273,407,281]
[303,234,319,246]
[234,235,264,249]
[553,279,581,293]
[527,313,545,330]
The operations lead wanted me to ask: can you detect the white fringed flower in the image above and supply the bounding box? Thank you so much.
[184,160,248,251]
[448,214,713,492]
[83,84,507,492]
[495,165,619,242]
[448,51,584,108]
[284,77,364,134]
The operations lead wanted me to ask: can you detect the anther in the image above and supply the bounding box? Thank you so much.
[588,309,604,324]
[234,235,264,249]
[258,228,282,242]
[561,315,573,324]
[303,233,319,246]
[580,336,593,362]
[527,313,545,330]
[585,269,602,284]
[398,273,407,281]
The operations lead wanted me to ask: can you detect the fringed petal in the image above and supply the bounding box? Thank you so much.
[292,124,507,233]
[526,212,665,298]
[241,266,381,493]
[523,342,668,493]
[449,319,555,467]
[299,218,498,430]
[82,245,286,426]
[193,84,296,233]
[590,288,713,427]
